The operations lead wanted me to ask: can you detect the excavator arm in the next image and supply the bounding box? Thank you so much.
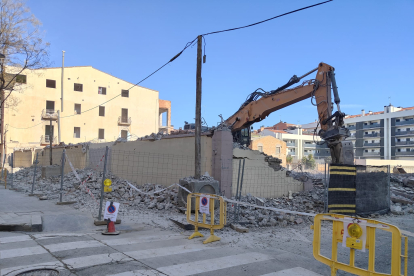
[225,62,353,164]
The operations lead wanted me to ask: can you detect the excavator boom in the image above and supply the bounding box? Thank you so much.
[226,62,353,164]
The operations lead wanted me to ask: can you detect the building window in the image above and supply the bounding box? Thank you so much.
[258,145,263,152]
[397,149,401,152]
[16,74,27,84]
[74,127,80,138]
[364,123,367,125]
[46,101,55,113]
[98,87,106,95]
[371,149,375,152]
[74,104,81,114]
[99,129,105,140]
[99,106,105,116]
[406,128,410,131]
[121,130,128,139]
[397,139,401,142]
[407,138,410,141]
[74,83,83,92]
[365,132,368,135]
[397,129,400,132]
[365,150,368,152]
[276,146,281,155]
[46,79,56,88]
[121,90,129,97]
[121,108,128,123]
[396,119,400,122]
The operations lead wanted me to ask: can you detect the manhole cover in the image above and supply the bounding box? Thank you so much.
[16,269,59,276]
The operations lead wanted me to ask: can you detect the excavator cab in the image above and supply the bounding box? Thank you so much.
[233,127,251,147]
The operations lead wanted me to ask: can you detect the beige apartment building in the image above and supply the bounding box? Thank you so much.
[3,66,171,154]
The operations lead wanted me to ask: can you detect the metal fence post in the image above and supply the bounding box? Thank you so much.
[60,149,66,203]
[387,165,391,211]
[235,158,245,223]
[234,159,241,223]
[98,146,109,221]
[31,153,39,195]
[10,153,13,189]
[1,154,6,179]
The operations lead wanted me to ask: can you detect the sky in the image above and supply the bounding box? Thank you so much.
[27,0,414,130]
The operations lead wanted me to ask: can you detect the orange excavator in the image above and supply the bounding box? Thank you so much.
[225,62,353,164]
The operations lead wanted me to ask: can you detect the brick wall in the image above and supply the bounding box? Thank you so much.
[249,136,287,167]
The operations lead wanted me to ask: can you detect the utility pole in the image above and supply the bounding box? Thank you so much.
[0,89,4,168]
[195,35,202,179]
[49,118,52,165]
[58,110,61,144]
[61,51,65,112]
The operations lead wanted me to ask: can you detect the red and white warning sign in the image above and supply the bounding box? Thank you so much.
[199,195,210,214]
[104,201,120,221]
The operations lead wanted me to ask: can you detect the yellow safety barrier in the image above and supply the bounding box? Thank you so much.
[311,213,408,276]
[186,193,226,244]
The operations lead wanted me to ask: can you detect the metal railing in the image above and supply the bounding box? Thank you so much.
[363,152,380,156]
[118,116,131,125]
[395,130,414,136]
[396,140,414,146]
[363,123,381,129]
[41,109,58,120]
[286,143,296,147]
[396,151,414,156]
[41,135,57,144]
[347,125,356,130]
[303,143,316,148]
[347,134,356,139]
[395,120,414,126]
[363,133,379,137]
[363,142,380,147]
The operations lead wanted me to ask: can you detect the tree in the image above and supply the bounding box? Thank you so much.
[0,0,50,163]
[302,154,316,169]
[286,155,293,165]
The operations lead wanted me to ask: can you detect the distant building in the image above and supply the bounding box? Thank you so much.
[2,66,171,155]
[249,136,287,166]
[302,104,414,160]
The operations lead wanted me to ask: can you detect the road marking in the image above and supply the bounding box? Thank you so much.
[44,240,105,252]
[32,233,90,240]
[260,267,323,275]
[0,235,32,244]
[0,261,63,276]
[158,252,273,276]
[62,252,132,269]
[0,246,47,259]
[109,269,162,276]
[124,243,217,260]
[103,234,184,246]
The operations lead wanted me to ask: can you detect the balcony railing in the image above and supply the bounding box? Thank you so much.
[41,135,57,144]
[303,143,316,148]
[363,123,381,129]
[347,125,356,130]
[118,116,131,126]
[363,152,380,157]
[396,120,414,126]
[363,133,379,138]
[348,134,356,139]
[41,109,58,120]
[396,141,414,146]
[314,151,331,157]
[286,143,296,147]
[396,151,414,156]
[363,142,380,147]
[395,130,414,136]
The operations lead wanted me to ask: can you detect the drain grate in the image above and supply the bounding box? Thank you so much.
[16,268,59,276]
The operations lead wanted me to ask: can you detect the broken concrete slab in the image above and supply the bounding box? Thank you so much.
[41,165,61,178]
[230,223,249,233]
[0,213,43,232]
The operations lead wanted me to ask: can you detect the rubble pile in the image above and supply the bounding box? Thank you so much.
[228,173,325,227]
[390,173,414,215]
[10,167,182,216]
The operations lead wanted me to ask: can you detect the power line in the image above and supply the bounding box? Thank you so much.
[7,1,331,129]
[202,0,333,36]
[7,121,46,129]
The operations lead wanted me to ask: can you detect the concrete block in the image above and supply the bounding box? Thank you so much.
[230,223,249,233]
[41,165,61,178]
[178,178,220,209]
[31,215,43,232]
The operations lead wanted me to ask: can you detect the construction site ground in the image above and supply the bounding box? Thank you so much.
[1,184,414,276]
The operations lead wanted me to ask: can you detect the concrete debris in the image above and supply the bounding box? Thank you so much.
[233,142,251,150]
[390,173,414,215]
